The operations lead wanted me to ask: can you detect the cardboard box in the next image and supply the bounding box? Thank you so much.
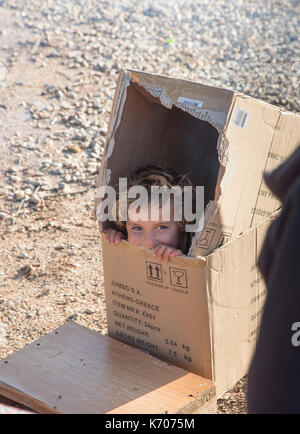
[96,69,300,395]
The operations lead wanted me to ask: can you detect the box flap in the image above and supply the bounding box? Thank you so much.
[205,209,280,394]
[129,69,234,131]
[193,95,300,257]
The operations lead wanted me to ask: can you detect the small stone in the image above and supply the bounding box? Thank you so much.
[15,265,34,280]
[67,145,81,153]
[84,308,95,315]
[17,253,28,259]
[54,245,64,251]
[10,175,22,183]
[58,182,66,190]
[24,187,33,195]
[29,195,40,206]
[14,191,25,201]
[6,194,14,201]
[36,307,50,316]
[7,168,17,174]
[67,313,78,320]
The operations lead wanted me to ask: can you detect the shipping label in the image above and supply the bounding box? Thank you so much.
[232,107,249,129]
[106,263,198,370]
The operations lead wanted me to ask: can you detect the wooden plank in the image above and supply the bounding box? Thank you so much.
[0,321,215,414]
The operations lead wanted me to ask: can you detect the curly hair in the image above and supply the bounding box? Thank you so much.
[113,164,196,238]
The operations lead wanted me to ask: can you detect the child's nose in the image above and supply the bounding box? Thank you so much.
[143,234,156,249]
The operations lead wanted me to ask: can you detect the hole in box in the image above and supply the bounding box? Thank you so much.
[108,81,220,207]
[102,80,222,255]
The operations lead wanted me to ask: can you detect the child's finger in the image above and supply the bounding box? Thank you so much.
[170,249,182,257]
[105,229,112,242]
[115,232,123,244]
[110,230,118,244]
[163,246,174,262]
[154,244,165,260]
[106,229,116,243]
[153,244,161,255]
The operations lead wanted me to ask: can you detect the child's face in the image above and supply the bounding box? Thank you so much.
[126,203,182,250]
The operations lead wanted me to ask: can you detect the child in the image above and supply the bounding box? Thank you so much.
[103,165,196,262]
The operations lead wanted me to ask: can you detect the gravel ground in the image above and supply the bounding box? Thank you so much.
[0,0,299,414]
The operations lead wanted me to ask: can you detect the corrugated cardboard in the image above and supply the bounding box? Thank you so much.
[96,69,300,395]
[100,210,278,396]
[96,69,300,255]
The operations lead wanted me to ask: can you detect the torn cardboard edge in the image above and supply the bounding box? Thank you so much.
[133,79,228,134]
[95,69,293,257]
[128,69,231,168]
[96,69,300,396]
[96,69,231,250]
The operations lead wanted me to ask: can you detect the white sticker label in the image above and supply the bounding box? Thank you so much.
[233,107,249,129]
[178,96,203,109]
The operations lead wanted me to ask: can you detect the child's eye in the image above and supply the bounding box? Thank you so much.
[131,226,142,231]
[156,225,169,230]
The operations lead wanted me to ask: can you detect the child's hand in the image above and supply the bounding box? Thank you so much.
[153,243,182,262]
[104,228,125,245]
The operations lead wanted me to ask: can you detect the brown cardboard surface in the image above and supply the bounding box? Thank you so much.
[205,213,273,391]
[98,77,221,213]
[0,321,216,414]
[102,211,281,396]
[194,97,299,256]
[101,233,212,378]
[96,69,300,254]
[130,70,234,117]
[96,69,300,396]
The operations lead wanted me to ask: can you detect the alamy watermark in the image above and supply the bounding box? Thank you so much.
[291,322,300,347]
[96,179,205,233]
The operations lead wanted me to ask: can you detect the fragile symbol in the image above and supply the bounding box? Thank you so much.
[146,261,163,282]
[169,267,187,288]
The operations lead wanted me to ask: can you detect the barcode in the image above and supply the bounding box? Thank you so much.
[178,96,203,109]
[233,107,249,129]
